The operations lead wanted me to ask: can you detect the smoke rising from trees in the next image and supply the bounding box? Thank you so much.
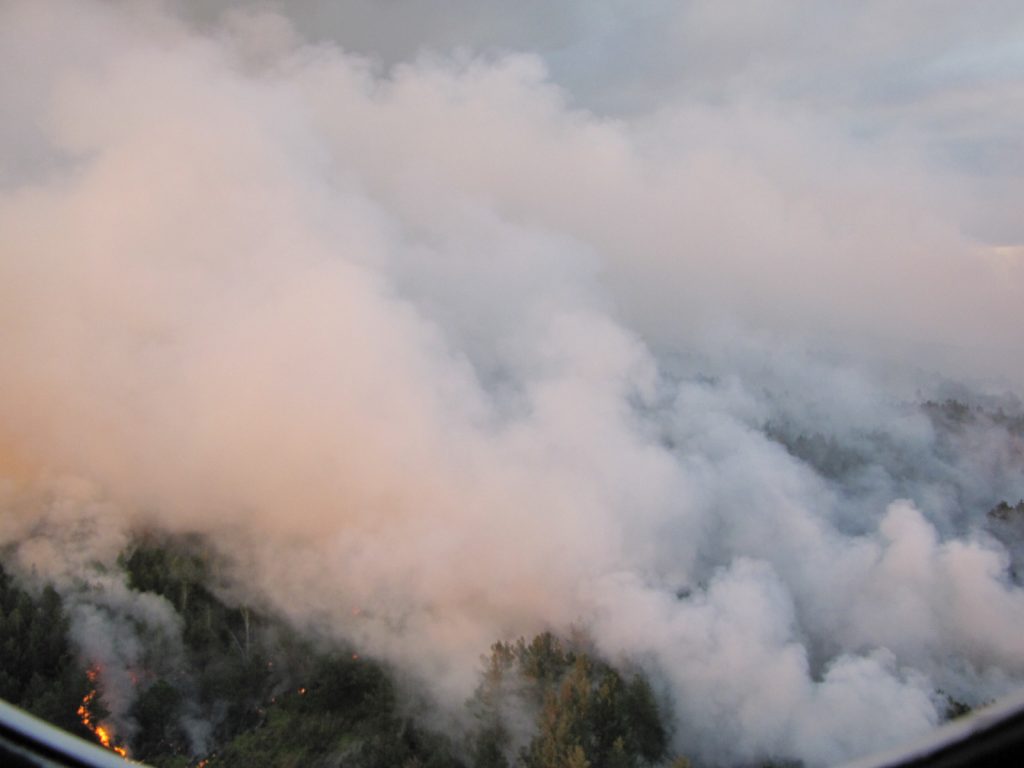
[1,2,1023,765]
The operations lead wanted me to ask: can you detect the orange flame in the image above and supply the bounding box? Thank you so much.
[78,667,129,759]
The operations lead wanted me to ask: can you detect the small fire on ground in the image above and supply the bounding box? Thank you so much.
[77,666,129,758]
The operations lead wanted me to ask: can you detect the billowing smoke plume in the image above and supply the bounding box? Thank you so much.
[1,2,1023,765]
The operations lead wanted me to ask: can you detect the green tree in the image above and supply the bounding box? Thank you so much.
[0,563,93,740]
[565,744,591,768]
[130,678,189,760]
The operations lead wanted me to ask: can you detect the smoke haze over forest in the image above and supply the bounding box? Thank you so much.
[1,2,1023,766]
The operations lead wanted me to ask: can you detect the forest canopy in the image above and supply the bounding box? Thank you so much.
[0,535,685,768]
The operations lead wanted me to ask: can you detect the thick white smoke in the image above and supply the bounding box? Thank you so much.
[1,2,1023,765]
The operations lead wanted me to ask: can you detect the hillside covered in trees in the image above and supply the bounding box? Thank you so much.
[0,535,684,768]
[4,395,1018,767]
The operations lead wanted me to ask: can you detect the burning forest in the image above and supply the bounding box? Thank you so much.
[77,667,129,759]
[2,1,1024,767]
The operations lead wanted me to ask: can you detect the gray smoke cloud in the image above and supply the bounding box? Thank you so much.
[1,2,1023,765]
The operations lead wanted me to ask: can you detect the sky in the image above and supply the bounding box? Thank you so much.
[172,0,1024,385]
[1,2,1023,766]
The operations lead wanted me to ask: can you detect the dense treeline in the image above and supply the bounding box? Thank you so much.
[2,517,1004,767]
[3,403,1019,765]
[0,562,96,741]
[118,535,466,767]
[0,535,682,768]
[921,398,1024,435]
[470,633,681,768]
[989,500,1024,521]
[767,398,1024,484]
